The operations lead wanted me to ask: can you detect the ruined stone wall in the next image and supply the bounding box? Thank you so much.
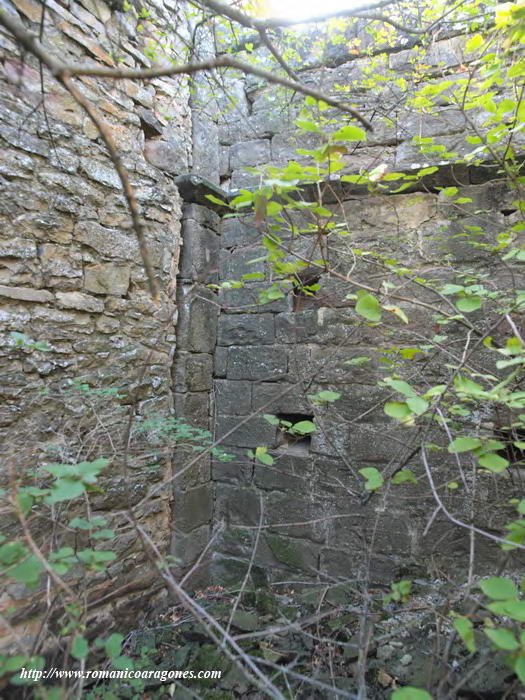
[208,33,524,586]
[0,0,192,643]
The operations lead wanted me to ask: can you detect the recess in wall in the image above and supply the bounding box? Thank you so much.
[274,412,314,455]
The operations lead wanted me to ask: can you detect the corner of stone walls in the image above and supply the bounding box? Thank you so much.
[170,202,221,587]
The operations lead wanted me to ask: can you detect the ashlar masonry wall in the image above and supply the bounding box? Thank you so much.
[205,30,525,587]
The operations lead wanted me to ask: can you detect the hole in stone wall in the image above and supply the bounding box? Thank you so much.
[274,412,314,455]
[292,268,321,312]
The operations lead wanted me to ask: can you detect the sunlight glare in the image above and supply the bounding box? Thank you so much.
[264,0,365,22]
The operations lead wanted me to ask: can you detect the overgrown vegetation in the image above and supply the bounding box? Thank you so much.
[1,0,525,697]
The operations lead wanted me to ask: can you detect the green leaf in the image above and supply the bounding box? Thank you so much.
[46,478,85,503]
[452,615,476,653]
[71,636,89,661]
[480,576,518,599]
[309,390,341,403]
[466,34,484,52]
[392,688,432,700]
[384,401,411,419]
[9,556,44,587]
[385,379,416,397]
[263,414,280,426]
[105,634,124,660]
[441,186,458,197]
[205,194,228,207]
[291,420,316,435]
[359,467,384,491]
[406,397,429,415]
[383,304,409,323]
[355,291,381,322]
[487,600,525,621]
[514,656,525,684]
[477,453,509,472]
[448,437,482,453]
[454,375,486,396]
[457,296,483,312]
[391,469,417,485]
[331,125,366,142]
[255,446,274,466]
[484,628,519,651]
[0,541,27,565]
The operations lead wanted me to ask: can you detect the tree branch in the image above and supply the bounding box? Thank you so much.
[0,8,161,302]
[0,9,372,130]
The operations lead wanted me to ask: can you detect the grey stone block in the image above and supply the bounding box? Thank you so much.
[215,413,276,448]
[252,382,311,414]
[214,346,228,378]
[179,219,219,283]
[229,139,271,170]
[230,169,263,190]
[215,484,263,526]
[253,458,310,492]
[221,216,261,247]
[218,314,274,346]
[171,525,211,566]
[309,346,380,384]
[173,352,213,392]
[219,247,265,281]
[219,284,292,314]
[265,492,327,543]
[173,392,210,430]
[177,286,218,353]
[265,534,319,573]
[212,447,253,484]
[175,485,213,533]
[214,379,252,415]
[183,203,221,231]
[227,345,287,380]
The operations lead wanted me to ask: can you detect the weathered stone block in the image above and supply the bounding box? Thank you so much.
[218,314,274,346]
[219,247,265,281]
[229,139,271,170]
[221,216,260,247]
[0,238,36,259]
[84,263,130,295]
[177,286,218,353]
[175,485,213,532]
[227,345,287,380]
[265,534,319,573]
[171,525,210,567]
[215,414,276,448]
[174,352,213,392]
[184,203,221,231]
[253,459,309,492]
[219,284,292,314]
[173,392,210,430]
[0,285,53,303]
[144,141,188,175]
[76,221,139,261]
[212,447,253,484]
[179,219,219,283]
[251,382,311,414]
[214,346,227,378]
[56,291,104,313]
[265,491,327,543]
[215,484,262,526]
[214,379,252,415]
[80,158,122,189]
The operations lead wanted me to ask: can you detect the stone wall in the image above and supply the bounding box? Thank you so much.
[0,0,192,646]
[206,30,525,586]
